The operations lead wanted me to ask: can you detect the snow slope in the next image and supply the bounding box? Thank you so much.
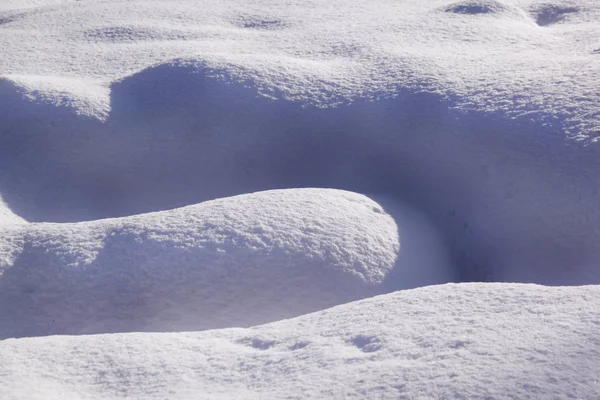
[1,0,600,397]
[0,189,450,339]
[1,284,599,400]
[1,0,599,285]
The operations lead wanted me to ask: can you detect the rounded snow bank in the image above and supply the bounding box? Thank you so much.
[1,0,600,314]
[3,59,600,288]
[2,283,598,400]
[0,189,451,339]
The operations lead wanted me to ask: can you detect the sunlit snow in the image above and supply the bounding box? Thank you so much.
[1,0,599,398]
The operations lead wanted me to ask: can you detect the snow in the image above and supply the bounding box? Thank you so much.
[1,0,600,398]
[0,189,451,338]
[1,284,599,399]
[1,0,600,285]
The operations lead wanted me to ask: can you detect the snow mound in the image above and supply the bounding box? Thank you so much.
[3,58,600,286]
[0,0,599,338]
[1,283,598,399]
[1,1,600,395]
[0,189,451,339]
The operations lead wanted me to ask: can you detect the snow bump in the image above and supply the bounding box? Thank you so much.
[2,284,599,400]
[1,0,600,396]
[0,189,451,339]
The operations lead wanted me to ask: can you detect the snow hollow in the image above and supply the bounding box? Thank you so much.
[0,1,600,397]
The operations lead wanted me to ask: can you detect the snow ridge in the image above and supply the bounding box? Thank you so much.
[0,189,450,339]
[1,284,599,400]
[1,1,600,397]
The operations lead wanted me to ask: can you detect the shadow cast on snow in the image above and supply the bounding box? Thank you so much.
[1,61,600,339]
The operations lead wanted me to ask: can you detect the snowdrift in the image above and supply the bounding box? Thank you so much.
[0,189,450,339]
[1,283,599,400]
[1,0,600,397]
[2,59,600,287]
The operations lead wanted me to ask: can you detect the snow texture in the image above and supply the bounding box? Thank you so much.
[0,189,450,338]
[0,0,599,286]
[1,284,599,400]
[1,0,600,398]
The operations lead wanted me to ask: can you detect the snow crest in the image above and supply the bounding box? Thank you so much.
[0,189,450,339]
[1,284,598,400]
[1,0,600,397]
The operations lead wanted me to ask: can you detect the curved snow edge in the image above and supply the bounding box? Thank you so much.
[1,283,598,399]
[0,188,451,339]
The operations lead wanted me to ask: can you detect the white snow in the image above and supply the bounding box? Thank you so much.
[1,284,599,400]
[1,0,599,284]
[1,0,600,398]
[0,189,451,338]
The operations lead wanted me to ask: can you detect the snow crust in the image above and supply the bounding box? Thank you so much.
[1,283,599,400]
[1,0,600,286]
[0,189,450,339]
[1,0,600,397]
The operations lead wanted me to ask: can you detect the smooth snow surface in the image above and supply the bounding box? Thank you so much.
[0,189,450,339]
[1,284,599,400]
[1,0,600,286]
[1,0,600,398]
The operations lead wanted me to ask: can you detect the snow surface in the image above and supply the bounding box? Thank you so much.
[1,0,600,398]
[0,188,450,338]
[1,284,599,400]
[1,0,600,284]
